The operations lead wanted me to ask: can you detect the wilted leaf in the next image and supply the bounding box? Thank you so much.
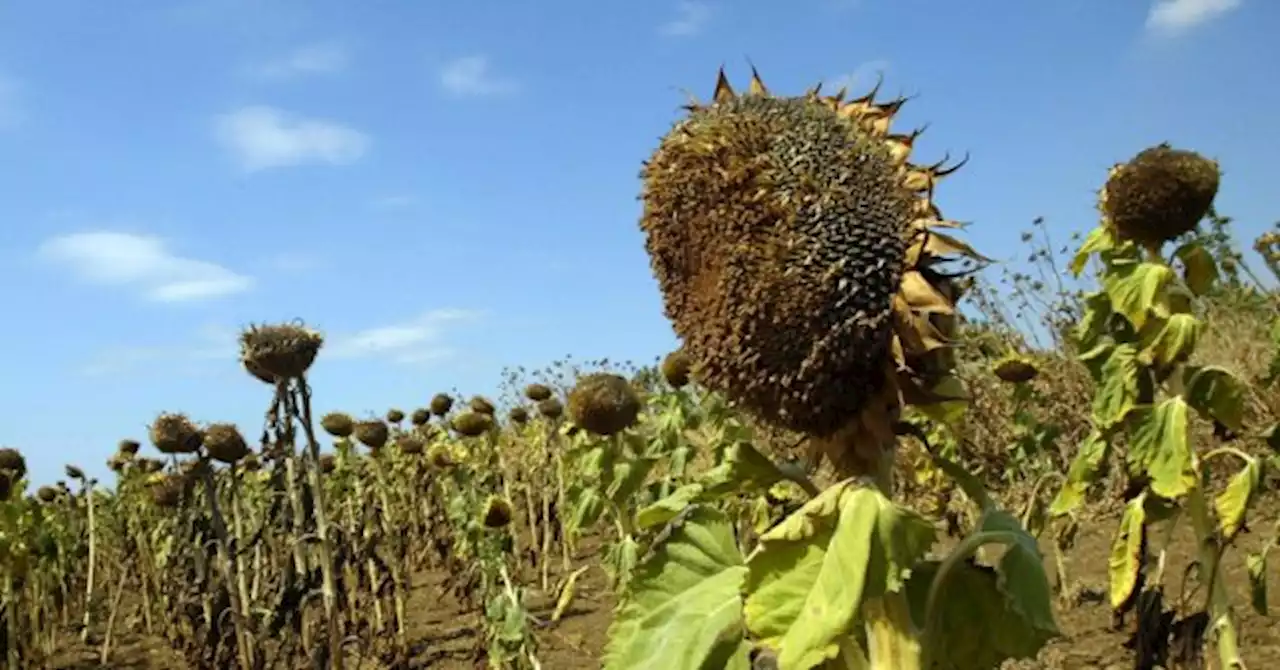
[1214,456,1260,540]
[1075,291,1113,351]
[1246,551,1268,616]
[1174,241,1219,296]
[1109,494,1147,610]
[609,454,661,506]
[1049,431,1109,516]
[743,482,935,670]
[1071,227,1115,276]
[1182,365,1246,434]
[913,509,1059,669]
[1140,313,1202,369]
[603,506,749,670]
[1127,399,1195,499]
[1103,261,1174,330]
[637,483,705,530]
[1093,344,1139,429]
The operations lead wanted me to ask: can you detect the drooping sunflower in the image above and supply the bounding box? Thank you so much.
[639,68,984,478]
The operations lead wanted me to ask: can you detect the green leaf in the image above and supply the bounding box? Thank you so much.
[1246,551,1269,616]
[1174,241,1219,296]
[1049,431,1109,516]
[1103,260,1174,330]
[1074,291,1113,351]
[603,506,749,670]
[1127,399,1196,499]
[1140,313,1202,369]
[1092,344,1139,429]
[1214,456,1260,540]
[743,482,935,670]
[924,452,993,512]
[569,488,605,532]
[1071,227,1115,276]
[608,454,661,506]
[1109,494,1147,610]
[1182,365,1247,434]
[917,376,969,427]
[701,441,787,496]
[637,483,705,530]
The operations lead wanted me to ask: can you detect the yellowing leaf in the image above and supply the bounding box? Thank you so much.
[603,506,749,670]
[1071,227,1115,277]
[1140,313,1202,369]
[1108,494,1147,610]
[1092,344,1139,430]
[743,482,935,670]
[1182,365,1247,434]
[1075,291,1113,351]
[901,271,955,314]
[637,483,704,530]
[552,566,591,623]
[1127,399,1196,499]
[1049,431,1109,516]
[1175,240,1219,296]
[1103,260,1174,331]
[1214,457,1260,540]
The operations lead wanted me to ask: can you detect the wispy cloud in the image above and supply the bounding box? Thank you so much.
[326,309,483,364]
[1146,0,1241,35]
[369,194,419,210]
[251,42,350,80]
[214,106,370,172]
[438,56,518,97]
[264,251,320,273]
[38,231,254,302]
[0,74,22,130]
[823,60,891,95]
[659,1,712,37]
[81,324,234,376]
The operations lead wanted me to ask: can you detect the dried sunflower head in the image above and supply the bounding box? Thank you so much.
[318,453,337,474]
[482,495,514,529]
[239,322,324,381]
[386,408,406,424]
[524,383,553,402]
[469,396,496,416]
[1100,143,1220,249]
[150,413,203,455]
[398,435,425,456]
[354,420,390,449]
[430,393,454,417]
[36,486,58,503]
[661,349,692,388]
[204,423,251,464]
[993,355,1039,385]
[65,465,85,481]
[320,412,355,438]
[639,68,983,476]
[410,408,431,426]
[567,373,641,436]
[537,397,564,420]
[508,406,529,425]
[451,412,493,438]
[118,439,141,456]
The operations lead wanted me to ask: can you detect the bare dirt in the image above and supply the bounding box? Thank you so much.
[46,501,1280,669]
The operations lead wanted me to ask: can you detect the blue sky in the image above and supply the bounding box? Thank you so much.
[0,0,1275,485]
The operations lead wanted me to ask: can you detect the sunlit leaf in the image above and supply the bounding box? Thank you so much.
[1140,313,1202,369]
[1109,494,1147,610]
[1103,260,1174,330]
[1214,456,1260,540]
[1049,431,1109,516]
[1071,227,1115,276]
[603,506,749,670]
[1126,399,1195,499]
[1092,344,1139,429]
[743,482,935,669]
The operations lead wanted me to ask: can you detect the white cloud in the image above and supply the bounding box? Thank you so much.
[252,42,350,80]
[326,309,482,364]
[659,1,711,37]
[0,74,22,130]
[38,231,253,302]
[823,60,891,96]
[1146,0,1241,34]
[438,56,518,97]
[214,106,369,172]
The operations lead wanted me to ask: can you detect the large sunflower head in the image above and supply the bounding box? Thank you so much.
[639,68,983,477]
